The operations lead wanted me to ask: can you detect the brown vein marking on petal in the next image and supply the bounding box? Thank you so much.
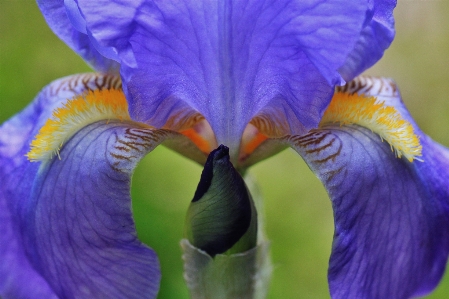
[108,128,173,172]
[311,143,342,164]
[114,146,131,152]
[163,111,204,132]
[116,139,144,152]
[47,73,122,98]
[109,152,134,162]
[287,131,328,148]
[125,128,167,143]
[336,76,398,98]
[115,128,168,153]
[285,130,343,165]
[321,167,344,184]
[249,113,290,138]
[305,137,335,154]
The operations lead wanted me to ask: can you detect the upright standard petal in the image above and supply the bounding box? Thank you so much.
[37,0,120,73]
[283,77,449,298]
[70,0,376,155]
[339,0,397,80]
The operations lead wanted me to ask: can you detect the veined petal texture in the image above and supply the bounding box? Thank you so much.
[288,126,449,298]
[1,74,121,298]
[284,77,449,298]
[0,74,166,299]
[67,0,381,153]
[24,120,166,299]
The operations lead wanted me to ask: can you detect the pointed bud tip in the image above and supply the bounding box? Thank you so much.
[192,144,229,202]
[210,144,229,160]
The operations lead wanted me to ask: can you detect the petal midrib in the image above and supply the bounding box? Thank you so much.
[216,0,239,153]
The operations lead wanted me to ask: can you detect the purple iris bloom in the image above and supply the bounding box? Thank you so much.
[1,0,449,298]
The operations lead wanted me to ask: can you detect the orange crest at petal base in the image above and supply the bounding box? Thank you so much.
[320,92,422,162]
[26,89,152,162]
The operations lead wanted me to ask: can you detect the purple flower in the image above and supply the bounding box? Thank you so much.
[2,0,448,298]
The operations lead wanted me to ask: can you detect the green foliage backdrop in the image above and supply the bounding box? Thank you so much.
[1,1,448,298]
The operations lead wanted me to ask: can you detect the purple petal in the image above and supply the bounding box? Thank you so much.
[0,79,58,299]
[73,0,374,153]
[0,141,57,299]
[1,168,56,299]
[284,78,449,298]
[0,74,125,299]
[339,0,397,80]
[37,0,120,73]
[291,127,449,298]
[24,121,165,299]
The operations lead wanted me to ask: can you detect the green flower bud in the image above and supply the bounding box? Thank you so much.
[185,144,257,257]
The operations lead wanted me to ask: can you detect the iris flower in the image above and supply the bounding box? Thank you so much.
[1,0,449,298]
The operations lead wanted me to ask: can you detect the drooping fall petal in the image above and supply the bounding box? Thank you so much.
[0,74,206,298]
[283,77,449,299]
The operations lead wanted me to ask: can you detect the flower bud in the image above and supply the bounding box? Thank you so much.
[185,144,257,257]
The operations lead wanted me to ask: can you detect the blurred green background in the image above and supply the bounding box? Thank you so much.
[1,1,449,298]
